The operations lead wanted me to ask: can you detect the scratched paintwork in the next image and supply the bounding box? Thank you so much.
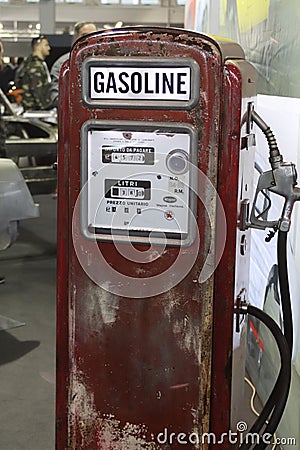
[81,284,120,329]
[70,369,160,449]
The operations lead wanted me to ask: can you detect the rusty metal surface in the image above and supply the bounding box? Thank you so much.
[56,27,255,449]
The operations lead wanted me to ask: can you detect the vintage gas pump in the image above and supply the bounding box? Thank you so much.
[56,27,257,449]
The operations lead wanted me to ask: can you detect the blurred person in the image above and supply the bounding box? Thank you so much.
[15,36,52,110]
[0,39,17,96]
[50,22,96,199]
[50,22,97,106]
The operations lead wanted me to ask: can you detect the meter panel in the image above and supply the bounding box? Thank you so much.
[81,121,198,246]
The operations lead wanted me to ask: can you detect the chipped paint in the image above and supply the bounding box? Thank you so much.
[161,289,201,363]
[80,283,120,329]
[69,368,97,448]
[70,369,160,449]
[160,278,214,449]
[96,418,159,449]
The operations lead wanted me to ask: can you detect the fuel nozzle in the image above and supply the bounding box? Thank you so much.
[247,109,300,233]
[270,162,300,232]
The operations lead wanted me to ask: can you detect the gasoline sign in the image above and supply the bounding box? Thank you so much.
[82,58,200,109]
[90,66,190,100]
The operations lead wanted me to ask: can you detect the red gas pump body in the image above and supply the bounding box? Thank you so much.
[56,27,257,449]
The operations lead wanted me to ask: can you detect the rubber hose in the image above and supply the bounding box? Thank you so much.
[239,305,291,449]
[277,231,293,355]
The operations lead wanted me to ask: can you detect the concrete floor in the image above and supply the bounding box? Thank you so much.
[0,193,282,450]
[0,194,56,450]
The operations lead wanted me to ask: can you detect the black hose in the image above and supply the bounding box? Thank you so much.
[250,305,291,450]
[277,231,293,355]
[239,230,293,447]
[238,305,291,450]
[251,110,281,164]
[239,375,280,448]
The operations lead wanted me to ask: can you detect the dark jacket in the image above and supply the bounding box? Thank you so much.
[15,55,52,110]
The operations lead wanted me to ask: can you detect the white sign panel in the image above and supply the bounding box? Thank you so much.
[89,66,191,101]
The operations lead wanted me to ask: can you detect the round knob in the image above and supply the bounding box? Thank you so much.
[166,149,189,175]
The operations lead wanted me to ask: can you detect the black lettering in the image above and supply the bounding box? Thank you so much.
[106,72,117,93]
[119,72,129,93]
[162,73,174,94]
[94,72,104,93]
[177,73,188,94]
[131,72,142,94]
[144,73,154,94]
[155,72,160,93]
